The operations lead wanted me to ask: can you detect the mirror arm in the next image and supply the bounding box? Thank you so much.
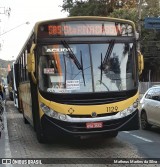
[27,43,37,84]
[31,72,37,84]
[138,51,144,75]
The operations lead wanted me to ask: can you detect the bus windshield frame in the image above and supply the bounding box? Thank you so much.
[38,39,137,94]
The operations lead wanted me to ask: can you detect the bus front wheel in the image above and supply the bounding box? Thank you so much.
[36,123,46,143]
[21,102,29,124]
[103,131,118,138]
[23,114,29,124]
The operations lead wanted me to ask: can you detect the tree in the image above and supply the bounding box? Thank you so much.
[109,8,137,22]
[110,0,160,82]
[61,0,160,82]
[139,0,160,81]
[61,0,137,16]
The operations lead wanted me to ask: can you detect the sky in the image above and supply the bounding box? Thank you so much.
[0,0,68,60]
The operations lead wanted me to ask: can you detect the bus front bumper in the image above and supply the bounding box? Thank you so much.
[41,109,139,136]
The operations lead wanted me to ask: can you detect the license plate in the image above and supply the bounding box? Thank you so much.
[86,122,103,129]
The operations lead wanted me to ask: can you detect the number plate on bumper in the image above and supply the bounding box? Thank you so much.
[86,122,103,129]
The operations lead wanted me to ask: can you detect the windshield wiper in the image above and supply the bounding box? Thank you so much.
[63,52,67,88]
[61,41,86,86]
[101,40,115,70]
[80,50,86,86]
[99,40,115,84]
[98,80,110,91]
[61,40,82,70]
[100,53,103,84]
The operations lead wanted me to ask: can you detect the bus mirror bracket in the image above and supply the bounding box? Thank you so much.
[138,51,144,75]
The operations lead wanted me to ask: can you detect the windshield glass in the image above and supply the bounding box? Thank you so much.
[38,42,137,94]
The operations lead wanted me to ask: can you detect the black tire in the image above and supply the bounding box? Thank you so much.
[23,113,29,124]
[141,111,151,130]
[18,100,22,113]
[103,131,118,138]
[21,102,29,124]
[9,92,13,101]
[36,122,46,144]
[22,111,29,124]
[110,131,118,137]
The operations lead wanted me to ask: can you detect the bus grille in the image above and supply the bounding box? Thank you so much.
[59,97,126,105]
[68,112,118,118]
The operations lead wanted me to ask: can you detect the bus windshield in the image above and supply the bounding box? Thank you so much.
[38,42,137,94]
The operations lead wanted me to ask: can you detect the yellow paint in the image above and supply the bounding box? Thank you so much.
[38,91,139,118]
[19,83,32,120]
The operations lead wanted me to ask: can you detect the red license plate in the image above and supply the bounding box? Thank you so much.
[86,122,103,129]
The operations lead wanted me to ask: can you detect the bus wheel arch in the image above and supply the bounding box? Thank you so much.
[35,120,47,143]
[21,100,29,124]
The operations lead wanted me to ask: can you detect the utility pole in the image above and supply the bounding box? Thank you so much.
[0,6,11,50]
[0,4,11,80]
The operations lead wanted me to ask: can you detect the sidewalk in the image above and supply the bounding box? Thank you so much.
[0,101,12,166]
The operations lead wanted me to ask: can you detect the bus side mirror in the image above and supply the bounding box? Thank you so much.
[27,44,37,84]
[138,51,144,75]
[27,44,36,73]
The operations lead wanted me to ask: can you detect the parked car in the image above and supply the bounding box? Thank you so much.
[140,85,160,130]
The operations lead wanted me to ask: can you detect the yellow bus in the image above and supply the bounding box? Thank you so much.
[14,16,144,143]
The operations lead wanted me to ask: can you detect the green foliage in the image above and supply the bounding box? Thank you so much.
[139,0,160,81]
[62,0,111,16]
[61,0,137,17]
[109,8,137,23]
[61,0,74,13]
[61,0,160,81]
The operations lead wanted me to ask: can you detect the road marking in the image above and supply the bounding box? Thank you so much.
[130,134,153,142]
[123,131,130,134]
[123,131,153,142]
[3,106,13,167]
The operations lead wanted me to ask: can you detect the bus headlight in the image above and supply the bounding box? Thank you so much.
[119,101,138,117]
[40,103,67,121]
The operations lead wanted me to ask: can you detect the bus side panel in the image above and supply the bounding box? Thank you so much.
[19,82,33,125]
[29,73,46,142]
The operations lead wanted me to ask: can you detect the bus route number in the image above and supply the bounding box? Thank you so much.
[106,106,118,113]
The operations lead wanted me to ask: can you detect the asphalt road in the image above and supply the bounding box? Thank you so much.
[118,128,160,158]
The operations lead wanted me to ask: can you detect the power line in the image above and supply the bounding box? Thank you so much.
[0,22,30,36]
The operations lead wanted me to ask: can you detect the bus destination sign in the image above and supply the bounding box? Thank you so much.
[38,21,133,37]
[48,24,118,36]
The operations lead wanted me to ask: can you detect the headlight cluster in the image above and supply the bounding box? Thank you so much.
[119,100,138,118]
[40,103,67,121]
